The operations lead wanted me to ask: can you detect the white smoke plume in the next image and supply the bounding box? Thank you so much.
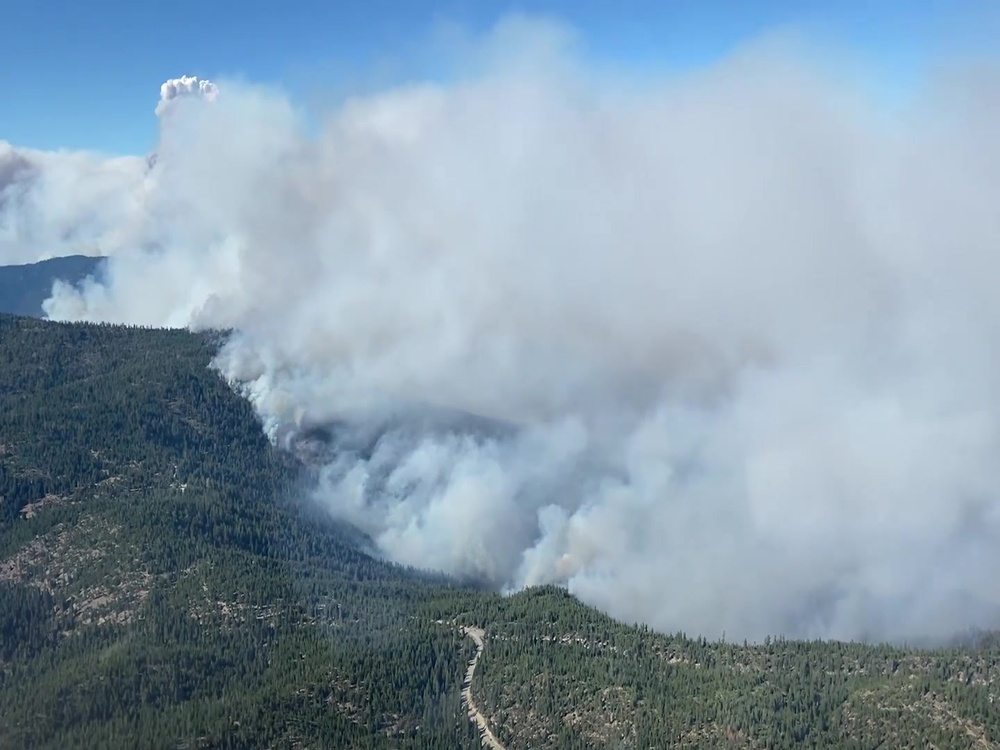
[156,75,220,117]
[14,17,1000,642]
[0,75,219,265]
[0,141,146,264]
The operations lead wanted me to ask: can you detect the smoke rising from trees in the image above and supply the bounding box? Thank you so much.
[4,18,1000,641]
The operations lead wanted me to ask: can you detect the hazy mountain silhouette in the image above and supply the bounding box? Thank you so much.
[0,255,104,317]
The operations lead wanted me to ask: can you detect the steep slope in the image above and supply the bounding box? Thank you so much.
[0,315,482,750]
[0,255,103,317]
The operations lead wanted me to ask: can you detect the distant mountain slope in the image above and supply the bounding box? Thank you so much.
[0,255,103,317]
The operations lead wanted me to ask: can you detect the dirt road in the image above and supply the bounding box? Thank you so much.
[461,626,506,750]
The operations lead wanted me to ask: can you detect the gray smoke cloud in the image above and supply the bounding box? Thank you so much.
[13,17,1000,642]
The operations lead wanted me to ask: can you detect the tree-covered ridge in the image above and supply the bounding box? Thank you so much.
[3,313,1000,749]
[423,588,1000,749]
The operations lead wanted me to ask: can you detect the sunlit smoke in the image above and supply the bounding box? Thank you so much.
[0,141,146,264]
[156,75,220,116]
[0,75,219,264]
[6,18,1000,642]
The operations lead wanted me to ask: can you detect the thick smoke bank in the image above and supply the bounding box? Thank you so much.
[0,141,145,264]
[0,76,218,265]
[14,20,1000,642]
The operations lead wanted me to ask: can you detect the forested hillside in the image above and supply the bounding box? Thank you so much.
[0,315,482,749]
[429,587,1000,749]
[0,255,103,317]
[2,314,1000,749]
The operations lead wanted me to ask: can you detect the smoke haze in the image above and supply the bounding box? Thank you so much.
[0,141,145,264]
[6,18,1000,642]
[0,75,218,265]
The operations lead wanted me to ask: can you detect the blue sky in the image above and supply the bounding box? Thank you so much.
[1,0,997,155]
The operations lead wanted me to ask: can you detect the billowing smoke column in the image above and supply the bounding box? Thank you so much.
[10,19,1000,642]
[156,75,220,117]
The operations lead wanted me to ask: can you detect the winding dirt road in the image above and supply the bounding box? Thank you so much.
[461,627,506,750]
